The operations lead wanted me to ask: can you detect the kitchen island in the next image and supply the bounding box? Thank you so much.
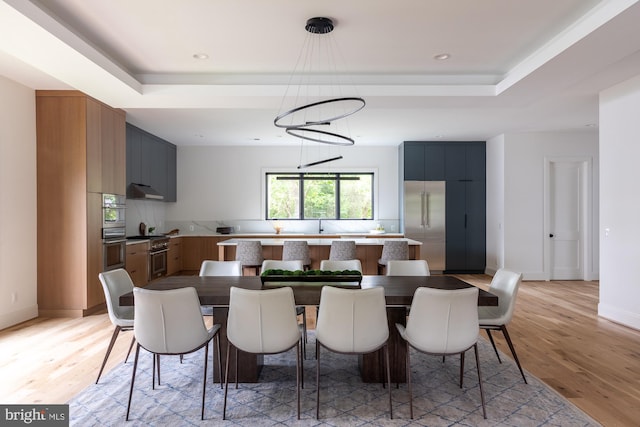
[217,237,421,275]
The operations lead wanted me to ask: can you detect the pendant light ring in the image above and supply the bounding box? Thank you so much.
[274,97,366,129]
[286,126,355,146]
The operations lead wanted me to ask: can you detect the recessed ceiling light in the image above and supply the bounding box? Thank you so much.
[585,123,597,127]
[193,53,209,60]
[433,53,450,61]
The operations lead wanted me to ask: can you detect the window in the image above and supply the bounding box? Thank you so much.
[266,172,373,220]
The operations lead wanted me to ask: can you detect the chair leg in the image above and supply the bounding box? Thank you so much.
[234,347,239,389]
[152,354,156,390]
[460,351,465,388]
[473,343,487,419]
[485,328,502,362]
[500,325,528,384]
[296,342,301,420]
[406,341,413,419]
[315,342,321,419]
[216,334,223,389]
[201,343,209,420]
[96,325,122,384]
[124,335,135,363]
[300,337,305,390]
[223,341,232,420]
[125,344,141,421]
[384,344,393,419]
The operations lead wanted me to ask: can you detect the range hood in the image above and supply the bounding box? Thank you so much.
[127,183,164,200]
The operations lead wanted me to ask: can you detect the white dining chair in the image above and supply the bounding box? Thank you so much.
[315,286,392,419]
[386,259,430,276]
[478,268,527,383]
[127,287,222,421]
[260,259,307,356]
[396,287,486,419]
[199,260,243,316]
[223,286,302,420]
[96,268,136,384]
[319,259,362,272]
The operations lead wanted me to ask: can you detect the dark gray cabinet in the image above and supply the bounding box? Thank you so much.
[126,123,177,202]
[402,141,445,180]
[400,141,485,273]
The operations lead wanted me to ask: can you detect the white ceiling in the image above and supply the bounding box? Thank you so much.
[2,0,640,146]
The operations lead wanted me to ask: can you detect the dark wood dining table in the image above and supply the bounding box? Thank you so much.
[120,275,497,383]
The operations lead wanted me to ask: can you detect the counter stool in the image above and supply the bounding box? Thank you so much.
[377,240,409,275]
[329,240,356,260]
[235,240,263,276]
[282,240,311,270]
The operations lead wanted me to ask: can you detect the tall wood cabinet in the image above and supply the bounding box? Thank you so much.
[36,91,126,317]
[401,141,486,273]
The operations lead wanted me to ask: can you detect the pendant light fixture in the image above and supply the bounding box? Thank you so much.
[274,17,365,168]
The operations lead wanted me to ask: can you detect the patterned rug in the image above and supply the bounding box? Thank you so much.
[69,332,600,426]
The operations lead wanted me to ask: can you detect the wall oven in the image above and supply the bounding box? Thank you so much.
[102,193,126,229]
[102,194,126,271]
[103,227,126,271]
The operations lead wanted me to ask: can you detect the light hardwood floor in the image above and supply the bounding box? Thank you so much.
[1,276,639,426]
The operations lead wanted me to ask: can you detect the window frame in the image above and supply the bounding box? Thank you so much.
[264,171,375,220]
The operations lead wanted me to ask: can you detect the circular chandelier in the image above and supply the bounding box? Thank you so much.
[275,17,365,165]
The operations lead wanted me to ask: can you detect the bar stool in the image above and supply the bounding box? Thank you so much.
[329,240,356,260]
[282,240,311,270]
[235,240,263,276]
[377,240,409,275]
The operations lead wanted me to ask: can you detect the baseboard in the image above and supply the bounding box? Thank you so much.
[598,303,640,331]
[39,303,106,319]
[0,305,39,330]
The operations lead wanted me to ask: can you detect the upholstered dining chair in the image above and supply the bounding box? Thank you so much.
[235,240,264,275]
[315,286,393,419]
[319,259,362,272]
[260,259,308,355]
[223,286,303,420]
[478,268,527,384]
[377,240,409,274]
[386,259,430,276]
[396,287,486,419]
[328,240,357,260]
[199,260,243,316]
[282,240,311,270]
[127,287,222,421]
[96,268,136,384]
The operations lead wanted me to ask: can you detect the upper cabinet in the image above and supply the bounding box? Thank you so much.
[126,123,177,202]
[402,142,445,181]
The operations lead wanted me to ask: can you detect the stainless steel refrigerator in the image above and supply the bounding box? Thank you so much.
[403,181,446,272]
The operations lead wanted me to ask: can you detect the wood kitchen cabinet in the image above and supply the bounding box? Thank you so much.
[126,242,149,286]
[181,236,228,271]
[36,90,126,317]
[167,237,182,276]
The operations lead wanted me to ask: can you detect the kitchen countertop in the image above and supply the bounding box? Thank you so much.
[173,232,404,238]
[217,237,421,246]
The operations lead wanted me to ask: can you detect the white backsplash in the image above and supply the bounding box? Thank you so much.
[126,199,166,236]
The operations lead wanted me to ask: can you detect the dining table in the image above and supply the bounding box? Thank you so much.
[120,275,497,383]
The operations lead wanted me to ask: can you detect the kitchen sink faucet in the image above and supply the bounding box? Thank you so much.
[318,219,324,234]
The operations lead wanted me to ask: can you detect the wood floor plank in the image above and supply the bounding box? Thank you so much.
[1,276,639,426]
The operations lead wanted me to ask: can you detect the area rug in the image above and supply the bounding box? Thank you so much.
[69,333,600,426]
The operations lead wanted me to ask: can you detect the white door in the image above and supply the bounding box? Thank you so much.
[547,160,585,280]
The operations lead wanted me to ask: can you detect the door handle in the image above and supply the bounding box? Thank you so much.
[549,234,554,238]
[424,192,430,228]
[420,192,426,227]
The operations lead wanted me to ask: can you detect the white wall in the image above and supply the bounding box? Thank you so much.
[486,134,505,275]
[599,73,640,330]
[165,144,399,233]
[0,76,38,329]
[486,131,599,280]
